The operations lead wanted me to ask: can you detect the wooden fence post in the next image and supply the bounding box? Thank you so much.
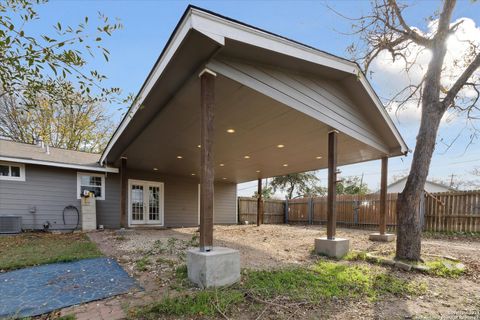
[379,157,388,235]
[257,178,262,226]
[308,198,313,225]
[285,197,289,224]
[237,197,240,225]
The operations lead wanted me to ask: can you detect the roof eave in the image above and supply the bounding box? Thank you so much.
[101,5,408,163]
[0,156,118,173]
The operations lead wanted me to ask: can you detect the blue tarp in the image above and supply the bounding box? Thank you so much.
[0,257,140,319]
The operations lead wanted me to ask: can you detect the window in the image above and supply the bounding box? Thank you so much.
[77,172,105,200]
[0,162,25,181]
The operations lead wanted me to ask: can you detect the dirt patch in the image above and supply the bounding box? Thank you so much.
[69,225,480,319]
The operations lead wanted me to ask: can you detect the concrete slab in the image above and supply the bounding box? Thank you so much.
[314,237,350,259]
[369,233,395,242]
[115,228,135,236]
[187,247,240,288]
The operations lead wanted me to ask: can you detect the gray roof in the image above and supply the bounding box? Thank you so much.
[0,139,117,173]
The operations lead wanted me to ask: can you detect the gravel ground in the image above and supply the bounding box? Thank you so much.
[85,225,480,319]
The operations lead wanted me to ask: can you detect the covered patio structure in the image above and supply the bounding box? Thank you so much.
[100,6,407,287]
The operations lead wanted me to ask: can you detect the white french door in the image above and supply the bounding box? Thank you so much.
[128,179,164,226]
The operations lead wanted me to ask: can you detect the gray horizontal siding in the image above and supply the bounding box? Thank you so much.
[0,164,120,230]
[0,164,80,230]
[97,173,120,228]
[214,182,237,224]
[0,164,237,230]
[124,170,198,227]
[124,169,237,227]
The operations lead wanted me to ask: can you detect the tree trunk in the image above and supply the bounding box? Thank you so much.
[288,182,294,199]
[396,103,444,261]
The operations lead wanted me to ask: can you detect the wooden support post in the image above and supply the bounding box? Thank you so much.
[199,69,216,252]
[257,178,263,226]
[120,157,128,228]
[327,130,338,240]
[379,157,388,235]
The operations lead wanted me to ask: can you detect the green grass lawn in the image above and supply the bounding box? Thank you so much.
[130,260,427,319]
[0,232,102,271]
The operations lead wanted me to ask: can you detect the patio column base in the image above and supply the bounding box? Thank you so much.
[187,247,240,288]
[314,237,350,258]
[369,233,395,242]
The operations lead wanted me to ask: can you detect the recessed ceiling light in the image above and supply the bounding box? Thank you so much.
[222,177,227,180]
[197,144,201,148]
[219,163,225,167]
[316,156,322,159]
[244,155,250,159]
[191,173,196,176]
[153,168,158,171]
[277,144,285,148]
[283,164,288,167]
[177,155,183,159]
[226,129,235,133]
[256,170,261,173]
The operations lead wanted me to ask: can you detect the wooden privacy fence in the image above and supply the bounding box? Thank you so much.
[237,190,480,232]
[286,194,398,230]
[424,190,480,232]
[237,197,285,224]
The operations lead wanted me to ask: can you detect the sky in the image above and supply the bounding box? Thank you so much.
[28,0,480,196]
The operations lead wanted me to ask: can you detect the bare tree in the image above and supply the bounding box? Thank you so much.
[339,0,480,260]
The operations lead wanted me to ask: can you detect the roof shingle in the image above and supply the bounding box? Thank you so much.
[0,139,101,167]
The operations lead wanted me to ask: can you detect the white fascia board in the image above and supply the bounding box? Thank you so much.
[191,16,225,46]
[100,14,195,165]
[0,156,119,173]
[190,8,357,75]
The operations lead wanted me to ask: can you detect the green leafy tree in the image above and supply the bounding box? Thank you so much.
[0,81,114,152]
[270,172,320,199]
[253,185,274,199]
[0,0,124,106]
[336,176,370,195]
[300,184,328,198]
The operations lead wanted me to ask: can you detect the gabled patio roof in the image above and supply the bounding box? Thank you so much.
[101,5,407,183]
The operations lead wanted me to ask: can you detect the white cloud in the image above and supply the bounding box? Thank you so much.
[371,17,480,126]
[387,99,455,128]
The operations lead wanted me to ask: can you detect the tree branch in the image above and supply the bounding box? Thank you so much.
[443,53,480,109]
[436,0,457,38]
[388,0,432,47]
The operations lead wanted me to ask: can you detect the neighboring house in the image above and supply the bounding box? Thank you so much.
[386,177,455,193]
[0,6,407,231]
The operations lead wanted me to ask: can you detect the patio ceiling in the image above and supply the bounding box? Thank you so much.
[102,6,408,183]
[120,70,388,183]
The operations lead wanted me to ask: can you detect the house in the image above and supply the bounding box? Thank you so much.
[386,176,455,194]
[0,138,236,230]
[0,5,407,232]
